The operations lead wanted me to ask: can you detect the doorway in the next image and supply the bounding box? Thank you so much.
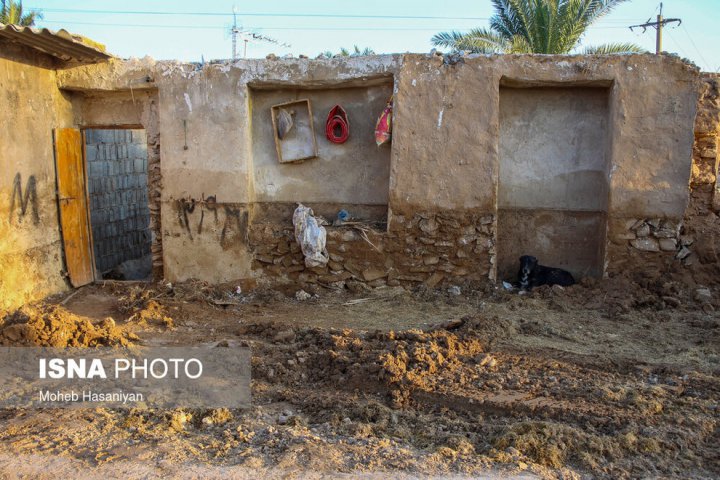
[497,87,610,281]
[84,128,152,280]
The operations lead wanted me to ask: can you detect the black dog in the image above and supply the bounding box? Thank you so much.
[517,255,575,291]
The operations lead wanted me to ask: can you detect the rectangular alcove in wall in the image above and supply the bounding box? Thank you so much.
[497,87,610,281]
[84,128,152,280]
[249,79,393,223]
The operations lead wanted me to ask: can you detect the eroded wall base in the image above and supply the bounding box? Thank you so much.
[247,205,495,289]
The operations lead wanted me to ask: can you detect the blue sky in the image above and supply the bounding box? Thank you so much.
[25,0,720,71]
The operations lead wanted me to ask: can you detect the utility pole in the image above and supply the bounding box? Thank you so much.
[629,3,681,54]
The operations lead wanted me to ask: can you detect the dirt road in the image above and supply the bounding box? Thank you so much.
[0,277,717,479]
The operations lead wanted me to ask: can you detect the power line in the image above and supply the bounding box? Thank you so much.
[39,19,634,32]
[628,2,681,54]
[28,7,492,21]
[680,24,711,70]
[27,6,649,23]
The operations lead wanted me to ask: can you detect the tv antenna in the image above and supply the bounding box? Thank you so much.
[230,6,291,60]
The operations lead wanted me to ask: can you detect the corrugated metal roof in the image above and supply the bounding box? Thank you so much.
[0,24,111,66]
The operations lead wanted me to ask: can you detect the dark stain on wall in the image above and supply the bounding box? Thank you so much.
[9,173,39,225]
[175,196,247,248]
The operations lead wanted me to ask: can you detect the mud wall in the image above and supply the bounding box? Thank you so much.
[56,54,699,287]
[250,83,393,207]
[0,44,74,311]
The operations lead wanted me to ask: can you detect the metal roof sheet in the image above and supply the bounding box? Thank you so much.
[0,24,111,67]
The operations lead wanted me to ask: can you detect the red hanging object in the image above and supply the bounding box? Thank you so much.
[325,105,350,144]
[374,95,393,146]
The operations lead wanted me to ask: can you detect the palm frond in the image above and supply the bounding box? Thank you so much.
[431,0,633,56]
[583,42,646,54]
[431,28,509,53]
[1,0,42,26]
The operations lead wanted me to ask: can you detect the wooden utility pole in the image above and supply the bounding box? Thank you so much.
[629,3,681,54]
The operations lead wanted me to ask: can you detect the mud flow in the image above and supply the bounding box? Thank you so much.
[0,273,717,479]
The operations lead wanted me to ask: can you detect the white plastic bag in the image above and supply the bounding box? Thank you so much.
[292,204,329,268]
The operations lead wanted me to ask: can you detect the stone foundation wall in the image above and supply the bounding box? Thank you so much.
[609,216,687,257]
[248,205,495,289]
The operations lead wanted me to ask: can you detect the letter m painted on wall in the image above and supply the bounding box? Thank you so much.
[9,173,39,225]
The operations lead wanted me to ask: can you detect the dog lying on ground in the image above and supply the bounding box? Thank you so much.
[517,255,575,291]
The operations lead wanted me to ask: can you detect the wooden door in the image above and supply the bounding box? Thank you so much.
[54,128,95,287]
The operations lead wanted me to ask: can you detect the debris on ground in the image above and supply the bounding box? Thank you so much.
[0,304,137,347]
[0,277,717,478]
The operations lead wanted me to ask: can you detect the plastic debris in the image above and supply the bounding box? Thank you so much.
[293,204,329,268]
[374,96,393,146]
[277,108,295,139]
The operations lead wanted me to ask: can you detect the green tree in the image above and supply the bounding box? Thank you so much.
[1,0,42,26]
[431,0,644,54]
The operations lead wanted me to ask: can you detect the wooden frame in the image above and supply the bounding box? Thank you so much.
[270,99,318,163]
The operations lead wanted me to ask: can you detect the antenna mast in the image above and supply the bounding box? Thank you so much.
[231,7,239,60]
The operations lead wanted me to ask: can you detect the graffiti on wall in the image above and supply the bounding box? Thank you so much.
[9,173,39,225]
[175,195,248,248]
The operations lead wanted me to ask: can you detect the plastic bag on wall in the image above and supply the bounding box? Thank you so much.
[293,204,329,268]
[374,95,393,146]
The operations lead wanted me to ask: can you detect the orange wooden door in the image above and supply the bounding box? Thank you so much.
[54,128,95,287]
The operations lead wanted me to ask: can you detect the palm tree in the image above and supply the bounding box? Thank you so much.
[1,0,42,26]
[432,0,644,55]
[320,45,376,58]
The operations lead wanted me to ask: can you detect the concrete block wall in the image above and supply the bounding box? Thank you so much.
[85,129,151,273]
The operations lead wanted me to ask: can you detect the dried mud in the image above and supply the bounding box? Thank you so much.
[0,304,138,347]
[0,276,717,479]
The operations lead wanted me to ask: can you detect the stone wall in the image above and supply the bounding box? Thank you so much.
[676,74,720,275]
[248,205,495,290]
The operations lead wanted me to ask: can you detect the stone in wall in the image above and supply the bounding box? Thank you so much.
[611,217,692,261]
[247,208,495,290]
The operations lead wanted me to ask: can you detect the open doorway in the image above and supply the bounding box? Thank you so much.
[84,128,152,280]
[497,87,610,281]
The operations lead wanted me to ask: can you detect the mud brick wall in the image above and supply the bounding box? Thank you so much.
[85,129,151,273]
[248,205,495,289]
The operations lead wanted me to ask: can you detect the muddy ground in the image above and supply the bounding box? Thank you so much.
[0,273,718,479]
